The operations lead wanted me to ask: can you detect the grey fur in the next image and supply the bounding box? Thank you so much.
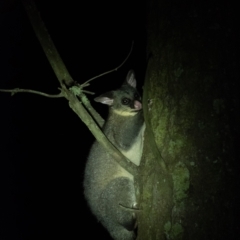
[84,70,145,240]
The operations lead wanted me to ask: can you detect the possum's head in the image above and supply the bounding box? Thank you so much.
[94,70,142,116]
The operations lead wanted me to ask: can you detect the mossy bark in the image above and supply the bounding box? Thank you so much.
[137,0,238,239]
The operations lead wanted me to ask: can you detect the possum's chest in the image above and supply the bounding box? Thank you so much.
[121,123,145,166]
[110,123,145,182]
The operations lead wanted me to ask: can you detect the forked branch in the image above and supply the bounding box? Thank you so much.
[0,0,138,175]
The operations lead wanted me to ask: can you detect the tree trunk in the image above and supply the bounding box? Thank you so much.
[137,1,238,239]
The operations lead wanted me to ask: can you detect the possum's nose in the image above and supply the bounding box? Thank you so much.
[134,100,142,110]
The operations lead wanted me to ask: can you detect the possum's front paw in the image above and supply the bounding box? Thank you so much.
[132,202,139,210]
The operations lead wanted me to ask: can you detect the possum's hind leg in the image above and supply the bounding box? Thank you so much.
[100,177,137,240]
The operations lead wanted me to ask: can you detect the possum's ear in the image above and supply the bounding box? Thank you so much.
[124,70,136,88]
[94,91,114,106]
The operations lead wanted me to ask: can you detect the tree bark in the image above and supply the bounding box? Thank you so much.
[138,0,238,239]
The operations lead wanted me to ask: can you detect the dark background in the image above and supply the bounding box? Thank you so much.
[0,0,146,239]
[1,0,239,239]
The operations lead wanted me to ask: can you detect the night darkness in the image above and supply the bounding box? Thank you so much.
[1,0,145,239]
[1,0,239,239]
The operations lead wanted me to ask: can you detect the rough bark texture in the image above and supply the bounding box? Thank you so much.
[137,0,238,239]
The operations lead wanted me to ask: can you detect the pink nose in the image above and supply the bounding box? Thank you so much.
[134,100,142,110]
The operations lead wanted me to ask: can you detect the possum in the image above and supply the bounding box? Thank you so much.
[84,70,145,240]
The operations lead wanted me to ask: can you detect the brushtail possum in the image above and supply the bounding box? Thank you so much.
[84,70,145,240]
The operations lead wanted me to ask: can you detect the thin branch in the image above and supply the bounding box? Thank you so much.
[0,88,63,98]
[82,90,95,95]
[80,93,105,128]
[76,42,134,126]
[19,0,137,175]
[21,0,74,86]
[70,41,134,126]
[81,41,134,87]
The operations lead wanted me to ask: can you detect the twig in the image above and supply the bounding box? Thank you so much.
[82,90,95,95]
[81,41,134,87]
[0,88,63,98]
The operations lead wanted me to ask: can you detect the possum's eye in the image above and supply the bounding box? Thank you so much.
[122,98,131,105]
